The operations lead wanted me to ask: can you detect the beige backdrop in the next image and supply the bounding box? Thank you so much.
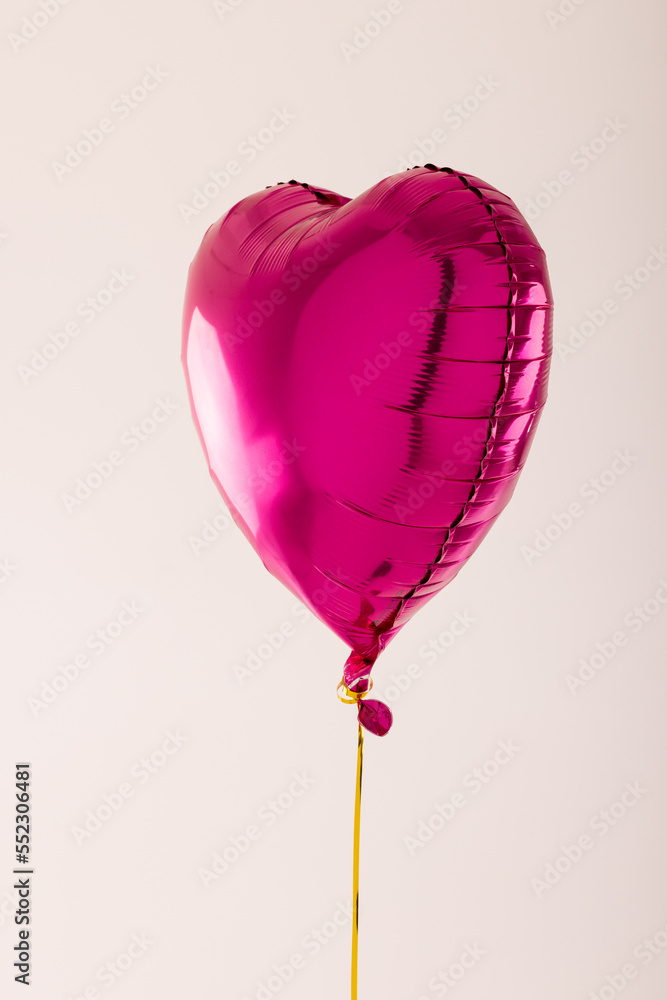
[1,1,666,998]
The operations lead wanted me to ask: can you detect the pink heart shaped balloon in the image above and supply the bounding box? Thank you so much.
[182,166,553,699]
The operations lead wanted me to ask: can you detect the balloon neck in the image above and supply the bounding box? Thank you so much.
[340,651,393,736]
[343,650,376,693]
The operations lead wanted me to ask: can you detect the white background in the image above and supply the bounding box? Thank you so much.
[1,1,666,998]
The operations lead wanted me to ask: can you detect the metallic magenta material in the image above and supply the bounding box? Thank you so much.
[357,699,393,737]
[182,166,553,694]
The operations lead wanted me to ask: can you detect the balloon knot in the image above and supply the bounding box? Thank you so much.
[337,677,393,737]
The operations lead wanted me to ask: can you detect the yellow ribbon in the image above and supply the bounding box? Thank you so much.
[337,678,373,1000]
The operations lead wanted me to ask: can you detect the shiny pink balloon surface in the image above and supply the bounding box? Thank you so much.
[182,166,553,694]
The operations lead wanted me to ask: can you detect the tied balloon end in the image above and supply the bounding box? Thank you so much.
[342,648,376,694]
[337,674,393,737]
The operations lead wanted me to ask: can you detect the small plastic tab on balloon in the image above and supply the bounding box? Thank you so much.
[357,699,393,737]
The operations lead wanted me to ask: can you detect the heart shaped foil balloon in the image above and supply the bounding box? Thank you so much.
[182,165,553,712]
